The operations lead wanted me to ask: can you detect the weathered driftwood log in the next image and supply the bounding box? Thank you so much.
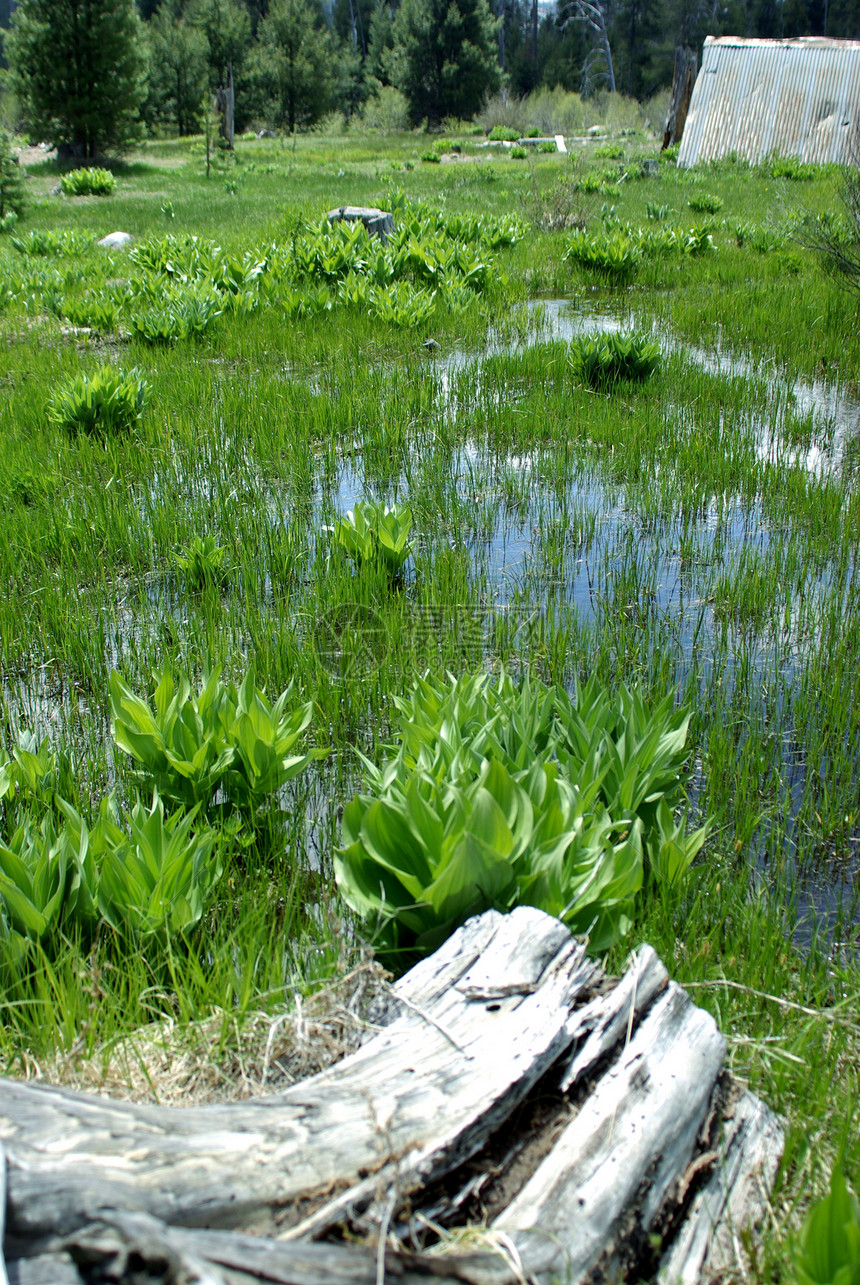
[0,907,783,1284]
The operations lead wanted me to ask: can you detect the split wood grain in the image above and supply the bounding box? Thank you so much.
[0,907,593,1248]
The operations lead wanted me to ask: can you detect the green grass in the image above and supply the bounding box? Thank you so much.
[1,130,860,1272]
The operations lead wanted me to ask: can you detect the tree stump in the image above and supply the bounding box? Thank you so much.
[327,206,394,241]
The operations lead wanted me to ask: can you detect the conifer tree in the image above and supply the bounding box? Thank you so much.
[5,0,146,159]
[388,0,500,126]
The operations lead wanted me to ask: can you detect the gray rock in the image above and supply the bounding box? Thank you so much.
[98,231,133,250]
[327,205,394,241]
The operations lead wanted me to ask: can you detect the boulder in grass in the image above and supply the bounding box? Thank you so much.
[327,205,394,241]
[98,231,133,250]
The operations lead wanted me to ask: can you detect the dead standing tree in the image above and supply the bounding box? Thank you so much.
[560,0,616,95]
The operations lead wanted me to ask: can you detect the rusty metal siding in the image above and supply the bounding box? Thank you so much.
[677,37,860,167]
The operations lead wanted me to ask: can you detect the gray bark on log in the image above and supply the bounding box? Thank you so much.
[0,908,784,1284]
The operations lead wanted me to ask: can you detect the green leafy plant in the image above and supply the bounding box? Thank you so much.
[60,167,116,197]
[420,150,442,163]
[0,801,97,951]
[682,223,716,255]
[564,229,640,280]
[770,156,819,182]
[337,669,703,955]
[48,365,149,436]
[594,143,624,160]
[687,192,723,214]
[510,145,528,160]
[327,500,414,577]
[174,535,229,591]
[109,665,318,815]
[95,793,223,939]
[646,202,674,222]
[789,1166,860,1285]
[569,331,661,389]
[60,294,119,331]
[336,754,643,954]
[0,732,74,819]
[11,228,93,256]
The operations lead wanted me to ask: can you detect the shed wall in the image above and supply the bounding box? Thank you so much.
[677,37,860,167]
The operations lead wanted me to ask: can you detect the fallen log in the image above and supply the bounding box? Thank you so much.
[0,907,783,1284]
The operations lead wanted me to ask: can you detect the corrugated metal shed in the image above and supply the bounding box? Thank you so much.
[677,36,860,167]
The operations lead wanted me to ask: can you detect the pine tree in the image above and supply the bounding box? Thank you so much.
[388,0,500,125]
[5,0,146,159]
[253,0,335,133]
[144,2,210,137]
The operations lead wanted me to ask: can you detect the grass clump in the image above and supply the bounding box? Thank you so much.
[60,167,116,197]
[687,192,723,214]
[48,365,149,436]
[569,331,661,388]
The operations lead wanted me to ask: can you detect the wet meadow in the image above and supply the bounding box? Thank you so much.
[1,126,860,1270]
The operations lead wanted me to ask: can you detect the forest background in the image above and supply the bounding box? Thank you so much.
[1,0,858,152]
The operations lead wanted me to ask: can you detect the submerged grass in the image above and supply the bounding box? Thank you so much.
[1,131,859,1272]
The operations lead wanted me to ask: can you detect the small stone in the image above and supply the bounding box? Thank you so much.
[98,231,133,250]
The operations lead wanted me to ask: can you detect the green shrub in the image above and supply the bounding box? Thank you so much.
[0,732,74,820]
[327,500,414,576]
[60,295,119,331]
[569,331,661,388]
[109,664,318,815]
[594,143,624,159]
[337,755,643,954]
[420,150,441,164]
[60,167,116,197]
[770,155,819,181]
[488,125,520,142]
[687,192,723,214]
[510,145,528,160]
[48,365,149,436]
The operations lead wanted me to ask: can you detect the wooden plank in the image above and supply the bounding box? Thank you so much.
[493,982,727,1284]
[657,1088,785,1284]
[0,907,594,1248]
